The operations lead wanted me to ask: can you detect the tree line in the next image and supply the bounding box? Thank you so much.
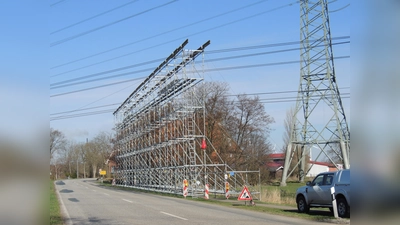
[50,129,112,180]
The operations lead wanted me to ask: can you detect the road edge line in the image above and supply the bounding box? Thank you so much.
[54,180,73,225]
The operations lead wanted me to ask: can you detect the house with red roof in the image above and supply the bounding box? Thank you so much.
[266,153,285,178]
[266,153,341,178]
[307,160,341,177]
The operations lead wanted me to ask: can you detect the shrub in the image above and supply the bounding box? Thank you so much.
[103,178,114,184]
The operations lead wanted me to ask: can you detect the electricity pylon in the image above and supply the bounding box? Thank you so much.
[281,0,350,185]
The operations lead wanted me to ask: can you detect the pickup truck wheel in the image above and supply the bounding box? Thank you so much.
[337,198,349,218]
[297,195,309,213]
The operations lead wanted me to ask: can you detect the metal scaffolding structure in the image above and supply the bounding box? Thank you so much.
[112,40,253,198]
[281,0,350,185]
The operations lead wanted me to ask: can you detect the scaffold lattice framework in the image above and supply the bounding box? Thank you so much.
[111,39,256,198]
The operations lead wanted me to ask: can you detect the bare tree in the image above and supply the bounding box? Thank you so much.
[50,128,66,160]
[86,132,113,178]
[227,94,274,171]
[281,106,295,153]
[203,82,233,142]
[64,141,79,178]
[192,82,275,182]
[191,81,234,162]
[281,106,310,178]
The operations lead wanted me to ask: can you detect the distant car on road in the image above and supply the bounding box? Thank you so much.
[295,169,350,218]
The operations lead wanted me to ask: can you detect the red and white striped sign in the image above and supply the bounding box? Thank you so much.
[225,182,230,199]
[204,184,209,199]
[183,179,188,198]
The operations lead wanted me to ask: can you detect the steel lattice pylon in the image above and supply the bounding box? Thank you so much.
[110,40,249,197]
[281,0,350,185]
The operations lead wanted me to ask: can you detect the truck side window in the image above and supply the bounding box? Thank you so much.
[325,175,334,185]
[313,175,324,186]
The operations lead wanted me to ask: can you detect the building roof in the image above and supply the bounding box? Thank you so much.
[268,153,285,159]
[309,160,336,167]
[266,161,284,172]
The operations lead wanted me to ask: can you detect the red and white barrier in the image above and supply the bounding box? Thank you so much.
[225,182,230,199]
[183,179,188,198]
[205,184,209,200]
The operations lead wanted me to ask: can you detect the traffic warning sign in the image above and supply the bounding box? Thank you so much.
[237,186,253,201]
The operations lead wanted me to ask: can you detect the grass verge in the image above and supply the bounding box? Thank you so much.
[50,180,64,225]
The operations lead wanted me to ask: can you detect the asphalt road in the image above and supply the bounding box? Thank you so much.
[55,179,326,225]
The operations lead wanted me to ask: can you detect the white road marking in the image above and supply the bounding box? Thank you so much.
[160,211,188,221]
[92,190,97,192]
[85,187,88,189]
[103,193,110,196]
[55,184,73,225]
[122,199,133,203]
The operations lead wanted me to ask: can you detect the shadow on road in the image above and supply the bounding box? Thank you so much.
[55,181,65,185]
[68,198,79,202]
[59,189,74,193]
[283,209,333,217]
[68,217,114,225]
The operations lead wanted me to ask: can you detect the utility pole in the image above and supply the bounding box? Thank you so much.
[281,0,350,186]
[76,158,79,179]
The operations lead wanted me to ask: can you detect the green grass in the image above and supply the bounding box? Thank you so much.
[50,180,64,225]
[265,180,309,192]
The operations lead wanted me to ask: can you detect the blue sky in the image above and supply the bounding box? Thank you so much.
[1,1,47,145]
[48,0,350,152]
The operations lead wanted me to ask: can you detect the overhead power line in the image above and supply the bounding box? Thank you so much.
[259,96,350,104]
[51,40,348,88]
[207,36,349,54]
[50,0,178,47]
[51,38,349,88]
[51,103,120,116]
[206,41,349,63]
[50,76,146,97]
[51,1,299,76]
[50,91,350,121]
[51,58,163,86]
[51,0,269,69]
[330,4,350,13]
[51,109,115,121]
[50,55,349,98]
[51,87,350,116]
[51,0,139,35]
[51,67,153,89]
[50,0,66,7]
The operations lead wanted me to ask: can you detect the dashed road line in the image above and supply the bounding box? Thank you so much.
[160,211,188,221]
[122,199,133,203]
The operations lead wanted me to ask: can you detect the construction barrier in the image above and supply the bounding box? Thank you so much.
[205,184,209,200]
[225,182,230,199]
[183,179,188,198]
